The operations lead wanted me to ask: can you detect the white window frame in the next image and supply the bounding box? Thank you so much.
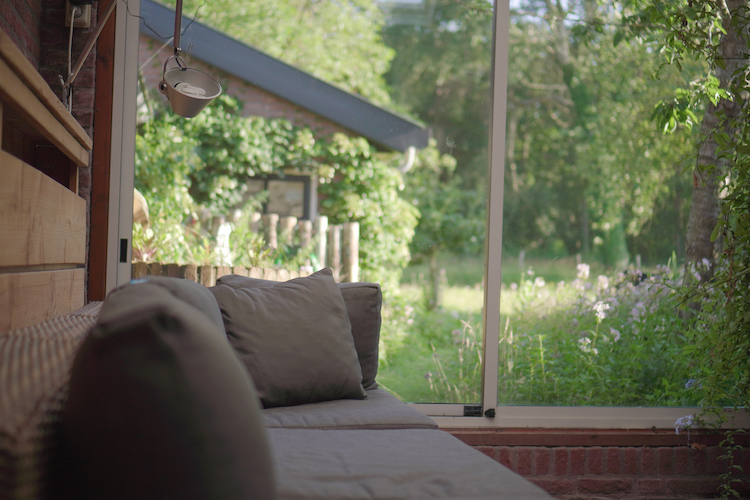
[113,0,749,430]
[107,0,140,294]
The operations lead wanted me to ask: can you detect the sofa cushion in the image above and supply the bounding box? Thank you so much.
[267,428,554,499]
[216,274,381,390]
[262,389,438,430]
[128,275,225,332]
[61,281,276,500]
[210,269,367,408]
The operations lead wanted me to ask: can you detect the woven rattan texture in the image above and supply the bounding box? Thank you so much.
[0,302,102,500]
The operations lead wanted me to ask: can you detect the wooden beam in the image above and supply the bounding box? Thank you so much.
[0,269,85,331]
[0,57,90,168]
[0,151,86,267]
[88,0,118,301]
[0,29,93,151]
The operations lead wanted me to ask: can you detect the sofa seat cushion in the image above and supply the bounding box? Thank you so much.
[210,269,366,408]
[267,428,553,500]
[61,281,276,500]
[216,275,382,390]
[263,389,437,430]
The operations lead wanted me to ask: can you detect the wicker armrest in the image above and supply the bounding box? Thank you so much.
[0,302,102,500]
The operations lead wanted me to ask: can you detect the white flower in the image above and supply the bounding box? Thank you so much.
[610,328,621,342]
[577,263,590,280]
[534,277,546,288]
[674,414,693,435]
[593,301,610,321]
[597,275,609,290]
[578,337,598,355]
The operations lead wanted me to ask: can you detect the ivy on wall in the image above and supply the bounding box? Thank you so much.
[135,95,419,290]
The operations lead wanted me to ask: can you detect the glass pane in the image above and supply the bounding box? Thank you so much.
[498,1,700,407]
[267,180,305,218]
[134,0,494,404]
[375,0,493,403]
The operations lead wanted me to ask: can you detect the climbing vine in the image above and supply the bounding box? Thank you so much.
[135,95,419,289]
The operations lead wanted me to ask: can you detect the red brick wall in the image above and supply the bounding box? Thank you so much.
[449,429,750,499]
[138,36,353,138]
[0,0,43,68]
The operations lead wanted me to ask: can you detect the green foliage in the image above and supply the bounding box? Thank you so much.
[135,96,417,287]
[502,1,699,265]
[317,134,419,291]
[176,0,394,106]
[381,262,699,406]
[404,141,485,260]
[382,0,494,185]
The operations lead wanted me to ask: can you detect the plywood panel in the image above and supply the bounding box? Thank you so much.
[0,57,89,168]
[0,268,85,331]
[0,29,92,151]
[0,151,86,267]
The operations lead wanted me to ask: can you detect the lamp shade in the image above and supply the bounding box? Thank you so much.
[159,67,222,118]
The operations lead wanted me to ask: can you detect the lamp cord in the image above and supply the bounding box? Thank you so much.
[123,0,206,41]
[65,5,79,112]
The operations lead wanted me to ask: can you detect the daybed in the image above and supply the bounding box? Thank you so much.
[0,270,553,500]
[0,29,551,499]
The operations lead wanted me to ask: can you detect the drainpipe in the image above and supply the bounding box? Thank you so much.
[396,146,416,174]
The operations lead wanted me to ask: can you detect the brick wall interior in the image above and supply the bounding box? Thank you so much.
[450,429,750,500]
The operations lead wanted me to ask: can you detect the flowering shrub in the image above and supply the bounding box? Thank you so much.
[379,262,700,407]
[498,263,699,406]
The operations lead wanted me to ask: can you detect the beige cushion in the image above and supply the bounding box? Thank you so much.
[210,269,367,408]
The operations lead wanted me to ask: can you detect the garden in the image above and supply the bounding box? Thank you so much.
[135,0,749,441]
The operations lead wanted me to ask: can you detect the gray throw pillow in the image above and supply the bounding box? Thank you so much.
[121,275,225,332]
[210,269,367,408]
[217,275,381,390]
[61,282,276,500]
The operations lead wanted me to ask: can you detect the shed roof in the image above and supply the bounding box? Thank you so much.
[140,0,429,152]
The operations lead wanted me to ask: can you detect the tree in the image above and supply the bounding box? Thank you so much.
[403,141,485,309]
[502,0,697,266]
[177,0,394,105]
[382,0,494,186]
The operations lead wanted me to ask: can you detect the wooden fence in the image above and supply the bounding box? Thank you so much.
[131,263,314,287]
[132,215,360,285]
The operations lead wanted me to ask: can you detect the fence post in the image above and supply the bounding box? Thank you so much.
[232,266,248,277]
[262,268,278,281]
[216,266,232,280]
[132,262,148,279]
[298,220,313,248]
[181,264,198,282]
[327,224,342,280]
[262,214,279,248]
[279,216,297,246]
[249,267,263,279]
[250,212,262,233]
[148,262,163,277]
[315,216,328,268]
[342,222,359,283]
[165,264,180,278]
[198,265,215,287]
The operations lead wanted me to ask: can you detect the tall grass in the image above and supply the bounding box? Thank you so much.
[379,257,700,406]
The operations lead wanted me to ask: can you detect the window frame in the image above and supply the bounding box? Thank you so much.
[115,0,749,430]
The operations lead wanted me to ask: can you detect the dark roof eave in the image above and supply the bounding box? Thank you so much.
[139,0,429,152]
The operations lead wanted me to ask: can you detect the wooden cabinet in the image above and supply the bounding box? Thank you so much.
[0,30,92,330]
